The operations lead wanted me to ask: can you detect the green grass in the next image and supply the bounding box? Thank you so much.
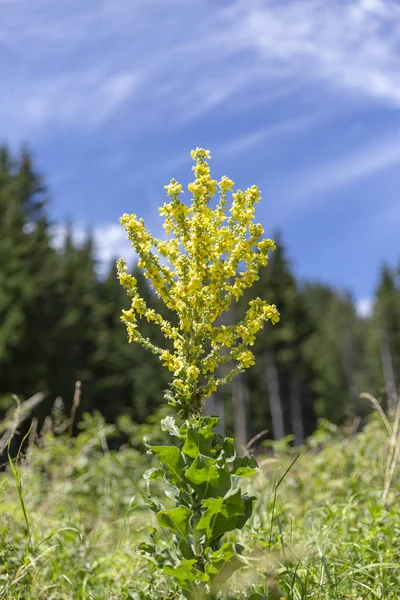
[1,406,400,599]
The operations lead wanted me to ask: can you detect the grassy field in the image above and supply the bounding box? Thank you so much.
[1,403,400,599]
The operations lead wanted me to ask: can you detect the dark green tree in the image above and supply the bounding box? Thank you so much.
[239,234,313,443]
[43,228,99,414]
[92,262,171,422]
[368,265,400,409]
[302,284,370,423]
[0,146,59,405]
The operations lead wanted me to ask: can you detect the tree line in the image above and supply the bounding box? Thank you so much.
[0,146,399,444]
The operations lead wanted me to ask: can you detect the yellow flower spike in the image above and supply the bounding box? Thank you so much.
[236,350,256,368]
[191,147,211,160]
[164,179,183,197]
[219,176,235,192]
[117,148,279,417]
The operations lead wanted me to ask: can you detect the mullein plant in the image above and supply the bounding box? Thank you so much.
[117,148,279,599]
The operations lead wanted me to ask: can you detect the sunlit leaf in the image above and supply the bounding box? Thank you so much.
[157,505,192,540]
[196,489,245,543]
[149,445,185,484]
[185,454,231,497]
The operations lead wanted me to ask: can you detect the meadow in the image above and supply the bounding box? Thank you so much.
[1,398,400,600]
[1,148,400,599]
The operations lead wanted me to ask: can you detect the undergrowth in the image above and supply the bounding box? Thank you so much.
[1,404,400,599]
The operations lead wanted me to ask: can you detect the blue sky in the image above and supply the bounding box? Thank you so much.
[1,0,400,315]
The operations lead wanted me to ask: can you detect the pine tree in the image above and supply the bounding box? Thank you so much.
[93,262,171,422]
[240,234,310,442]
[45,228,99,414]
[0,146,58,404]
[371,265,400,409]
[302,284,369,423]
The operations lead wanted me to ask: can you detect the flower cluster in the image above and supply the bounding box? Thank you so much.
[117,148,279,416]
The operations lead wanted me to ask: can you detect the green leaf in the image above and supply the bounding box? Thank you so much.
[178,538,195,561]
[143,467,164,480]
[232,456,258,477]
[157,505,192,540]
[201,416,221,429]
[164,480,181,503]
[138,542,157,556]
[160,415,181,438]
[185,454,231,497]
[164,559,208,589]
[222,435,236,462]
[196,489,245,543]
[149,445,185,484]
[236,495,255,529]
[164,389,177,408]
[206,542,247,594]
[205,542,236,573]
[182,424,214,458]
[146,496,164,513]
[137,542,165,568]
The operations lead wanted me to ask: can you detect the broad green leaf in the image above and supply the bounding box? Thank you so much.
[232,456,258,477]
[236,495,255,529]
[234,466,258,477]
[196,489,244,543]
[204,542,244,560]
[182,424,214,458]
[157,505,192,540]
[201,416,221,429]
[206,542,247,594]
[205,542,236,573]
[149,445,185,484]
[179,416,219,436]
[222,435,236,462]
[178,537,195,561]
[164,480,181,503]
[164,559,208,588]
[185,454,231,497]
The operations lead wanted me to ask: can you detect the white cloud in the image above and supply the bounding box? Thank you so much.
[237,0,400,106]
[1,0,400,135]
[93,223,134,266]
[216,114,321,157]
[0,70,140,136]
[356,296,374,318]
[51,222,134,270]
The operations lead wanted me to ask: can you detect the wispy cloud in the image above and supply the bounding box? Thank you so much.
[1,0,397,305]
[1,0,400,136]
[237,0,400,106]
[216,114,322,157]
[124,112,322,186]
[290,132,400,201]
[0,70,141,137]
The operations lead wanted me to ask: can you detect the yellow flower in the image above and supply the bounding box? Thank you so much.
[237,350,255,368]
[190,147,211,160]
[117,147,279,417]
[164,179,183,197]
[219,176,235,192]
